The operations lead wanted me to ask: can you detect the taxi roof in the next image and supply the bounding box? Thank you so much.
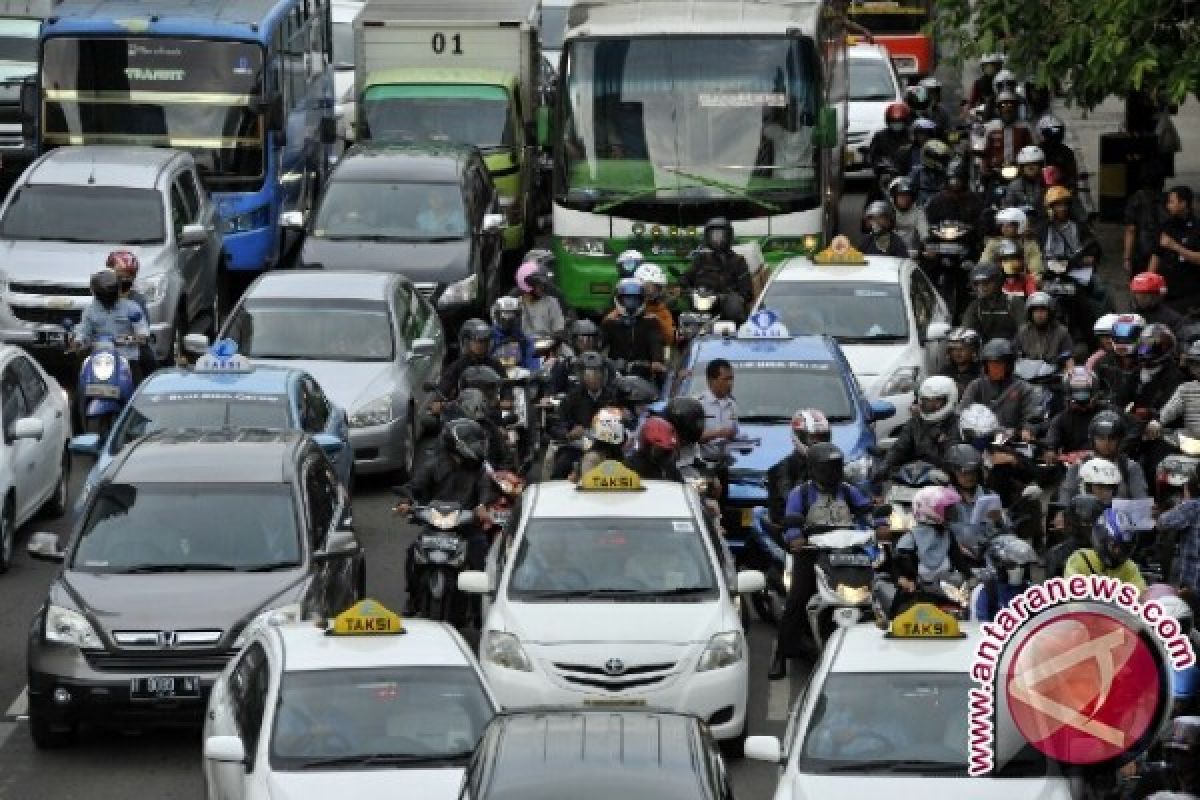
[138,365,295,397]
[274,617,475,672]
[529,479,694,519]
[687,332,842,364]
[772,253,912,285]
[828,620,983,673]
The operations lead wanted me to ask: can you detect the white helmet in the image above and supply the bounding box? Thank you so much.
[617,249,644,271]
[917,376,959,423]
[911,485,961,526]
[589,408,626,446]
[1080,458,1122,488]
[995,206,1028,235]
[993,68,1018,89]
[1093,313,1119,337]
[981,52,1005,67]
[1017,145,1045,165]
[960,403,1000,442]
[634,262,666,287]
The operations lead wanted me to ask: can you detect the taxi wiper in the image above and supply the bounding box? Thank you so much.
[738,414,792,424]
[117,563,239,573]
[297,750,474,769]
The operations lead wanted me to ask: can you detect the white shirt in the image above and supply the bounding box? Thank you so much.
[698,388,739,461]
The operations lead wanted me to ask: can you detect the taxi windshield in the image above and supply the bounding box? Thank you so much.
[798,672,1050,776]
[225,299,395,362]
[71,483,301,572]
[270,666,493,769]
[508,518,717,600]
[114,393,291,450]
[689,360,855,423]
[760,282,909,341]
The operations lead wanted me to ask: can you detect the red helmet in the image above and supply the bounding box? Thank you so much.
[1130,271,1167,296]
[106,250,140,279]
[884,102,912,125]
[1041,165,1065,186]
[639,416,678,450]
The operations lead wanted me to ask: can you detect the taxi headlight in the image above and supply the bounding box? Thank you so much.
[844,455,872,485]
[879,366,918,397]
[350,395,395,428]
[438,274,477,309]
[483,631,533,672]
[696,631,743,672]
[134,271,170,305]
[45,605,103,650]
[234,603,302,647]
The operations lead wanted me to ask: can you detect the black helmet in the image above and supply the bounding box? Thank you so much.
[614,374,657,406]
[1037,115,1065,145]
[1065,494,1106,539]
[945,443,983,475]
[888,176,914,203]
[969,262,1001,285]
[808,442,844,493]
[90,269,120,308]
[568,318,601,349]
[946,327,982,353]
[455,388,489,422]
[441,417,488,464]
[1137,323,1177,367]
[577,351,610,389]
[665,396,706,445]
[459,365,503,399]
[703,217,733,251]
[1088,409,1127,442]
[980,338,1016,364]
[460,318,492,351]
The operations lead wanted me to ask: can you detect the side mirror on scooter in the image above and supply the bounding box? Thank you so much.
[924,321,951,342]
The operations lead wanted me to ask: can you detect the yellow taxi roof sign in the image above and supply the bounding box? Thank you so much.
[329,598,405,636]
[886,602,964,639]
[813,235,868,266]
[578,460,643,491]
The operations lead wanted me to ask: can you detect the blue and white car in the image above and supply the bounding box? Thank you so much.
[71,349,352,508]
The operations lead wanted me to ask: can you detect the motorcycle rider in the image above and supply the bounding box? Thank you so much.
[960,338,1043,430]
[884,376,962,474]
[971,534,1037,621]
[443,387,518,471]
[919,76,951,134]
[1044,366,1107,454]
[925,157,985,235]
[907,118,940,175]
[1058,413,1149,503]
[993,239,1038,298]
[544,318,606,394]
[893,485,971,601]
[575,407,630,477]
[624,417,683,481]
[1042,185,1101,271]
[1036,115,1078,187]
[859,201,910,258]
[868,102,914,173]
[1153,339,1200,438]
[394,418,497,615]
[1131,272,1188,340]
[981,206,1045,282]
[615,248,644,280]
[514,261,566,339]
[768,409,831,520]
[939,327,983,394]
[106,250,157,369]
[490,295,538,370]
[943,442,1004,531]
[983,91,1034,173]
[962,263,1024,342]
[1063,506,1147,589]
[968,52,1005,109]
[888,177,929,254]
[1044,494,1106,578]
[1013,291,1073,366]
[439,318,508,398]
[76,269,151,383]
[1003,145,1048,232]
[909,139,951,207]
[663,395,707,468]
[601,278,666,379]
[1094,313,1145,409]
[677,217,754,324]
[632,262,675,344]
[550,352,622,479]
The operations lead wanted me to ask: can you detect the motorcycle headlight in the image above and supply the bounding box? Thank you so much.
[134,271,170,305]
[221,205,271,234]
[844,455,872,485]
[483,631,533,672]
[92,351,116,382]
[561,237,609,256]
[879,366,918,396]
[349,395,395,428]
[429,509,457,530]
[234,603,302,647]
[696,631,744,672]
[836,584,871,604]
[437,274,478,309]
[45,605,104,650]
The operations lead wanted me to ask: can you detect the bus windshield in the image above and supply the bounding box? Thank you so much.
[40,38,266,190]
[846,0,930,34]
[558,35,821,223]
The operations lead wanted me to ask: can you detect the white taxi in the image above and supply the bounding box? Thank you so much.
[201,600,498,800]
[458,460,765,749]
[753,246,951,444]
[745,604,1076,799]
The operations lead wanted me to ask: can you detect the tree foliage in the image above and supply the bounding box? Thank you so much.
[932,0,1199,107]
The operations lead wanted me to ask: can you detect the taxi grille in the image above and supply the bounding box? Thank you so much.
[552,661,675,692]
[84,651,235,673]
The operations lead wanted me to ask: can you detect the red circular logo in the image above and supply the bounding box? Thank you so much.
[1004,611,1163,765]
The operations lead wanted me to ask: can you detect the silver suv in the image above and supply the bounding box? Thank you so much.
[0,146,222,363]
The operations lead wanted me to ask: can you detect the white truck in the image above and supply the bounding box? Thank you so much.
[353,0,541,253]
[0,0,55,177]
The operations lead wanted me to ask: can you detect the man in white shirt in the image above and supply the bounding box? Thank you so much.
[698,358,738,464]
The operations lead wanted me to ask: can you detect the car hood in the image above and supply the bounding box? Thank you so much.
[0,240,172,285]
[301,238,471,285]
[836,341,913,386]
[847,100,894,136]
[786,773,1074,800]
[247,359,398,411]
[266,767,465,800]
[58,571,306,633]
[498,600,730,645]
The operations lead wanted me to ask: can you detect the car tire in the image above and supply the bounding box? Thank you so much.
[44,450,69,519]
[29,703,77,749]
[0,499,12,573]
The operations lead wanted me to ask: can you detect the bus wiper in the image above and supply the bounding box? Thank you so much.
[593,185,669,215]
[660,166,781,213]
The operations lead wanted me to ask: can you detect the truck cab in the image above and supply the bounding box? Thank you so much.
[0,0,54,181]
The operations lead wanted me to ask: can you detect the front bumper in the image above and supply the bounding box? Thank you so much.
[0,294,176,364]
[348,415,408,474]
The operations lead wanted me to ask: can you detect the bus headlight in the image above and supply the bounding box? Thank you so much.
[562,237,608,256]
[221,205,271,234]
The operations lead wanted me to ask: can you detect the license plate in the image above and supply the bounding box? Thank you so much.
[584,696,647,707]
[421,534,459,550]
[37,330,65,347]
[828,553,873,567]
[130,675,200,700]
[1045,282,1076,295]
[85,383,122,399]
[492,510,511,527]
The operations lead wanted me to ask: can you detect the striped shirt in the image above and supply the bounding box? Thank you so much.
[1160,380,1200,436]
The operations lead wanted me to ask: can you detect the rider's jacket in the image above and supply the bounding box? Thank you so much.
[679,248,754,303]
[78,298,150,361]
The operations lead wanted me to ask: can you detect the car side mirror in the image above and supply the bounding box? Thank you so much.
[319,115,337,144]
[183,333,210,355]
[744,735,783,764]
[204,735,246,764]
[27,532,65,563]
[279,210,307,230]
[925,321,951,342]
[180,223,208,247]
[481,213,505,235]
[869,399,897,422]
[12,416,43,441]
[313,529,358,563]
[312,433,345,459]
[458,571,493,594]
[69,433,102,457]
[735,570,766,594]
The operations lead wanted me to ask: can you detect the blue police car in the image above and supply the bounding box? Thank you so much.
[71,344,353,506]
[665,310,895,545]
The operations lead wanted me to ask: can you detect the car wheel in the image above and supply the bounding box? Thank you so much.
[44,450,69,519]
[0,499,12,573]
[29,702,77,749]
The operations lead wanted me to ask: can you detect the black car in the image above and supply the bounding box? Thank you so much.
[460,709,738,800]
[25,429,362,747]
[286,142,506,332]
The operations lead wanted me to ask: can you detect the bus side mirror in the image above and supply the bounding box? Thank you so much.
[536,106,551,148]
[267,95,286,132]
[19,81,35,138]
[812,106,838,149]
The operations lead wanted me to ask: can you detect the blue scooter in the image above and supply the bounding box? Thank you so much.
[67,321,139,438]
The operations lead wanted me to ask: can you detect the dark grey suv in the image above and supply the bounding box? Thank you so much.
[25,429,363,748]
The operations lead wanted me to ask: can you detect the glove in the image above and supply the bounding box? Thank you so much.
[1021,484,1042,500]
[1145,420,1162,440]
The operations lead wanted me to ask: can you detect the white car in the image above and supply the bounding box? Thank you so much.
[745,606,1076,799]
[844,43,905,177]
[754,251,950,443]
[458,460,765,748]
[0,344,69,570]
[202,601,498,800]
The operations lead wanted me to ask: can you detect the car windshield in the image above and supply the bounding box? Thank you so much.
[0,185,165,244]
[270,666,494,770]
[761,281,909,341]
[508,518,717,600]
[687,359,855,422]
[797,672,1051,776]
[362,85,513,151]
[849,58,898,101]
[312,180,467,241]
[226,299,395,362]
[113,392,291,450]
[71,483,301,572]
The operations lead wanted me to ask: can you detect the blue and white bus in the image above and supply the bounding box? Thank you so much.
[31,0,336,293]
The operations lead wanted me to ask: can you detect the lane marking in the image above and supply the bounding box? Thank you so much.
[767,673,791,721]
[4,688,26,721]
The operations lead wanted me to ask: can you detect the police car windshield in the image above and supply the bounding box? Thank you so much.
[797,672,1050,776]
[71,483,301,572]
[271,666,493,770]
[690,360,855,421]
[115,393,290,449]
[508,519,717,600]
[762,282,909,341]
[227,299,395,362]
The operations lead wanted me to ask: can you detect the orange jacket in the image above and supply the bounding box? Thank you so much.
[604,301,675,348]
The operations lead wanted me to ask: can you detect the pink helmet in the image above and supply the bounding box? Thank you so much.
[515,261,540,293]
[911,485,962,525]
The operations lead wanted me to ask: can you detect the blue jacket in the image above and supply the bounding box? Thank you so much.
[490,330,538,370]
[78,298,150,361]
[973,580,1027,622]
[782,481,873,543]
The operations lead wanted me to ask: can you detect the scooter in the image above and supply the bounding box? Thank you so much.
[70,329,138,439]
[922,220,974,319]
[409,501,477,626]
[882,461,951,535]
[806,528,880,646]
[484,467,526,536]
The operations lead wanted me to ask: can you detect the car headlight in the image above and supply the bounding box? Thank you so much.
[234,603,302,647]
[45,605,103,650]
[844,454,872,484]
[349,395,395,428]
[134,271,170,305]
[221,205,271,234]
[879,366,918,396]
[696,631,744,672]
[561,236,609,256]
[483,631,533,671]
[437,274,478,309]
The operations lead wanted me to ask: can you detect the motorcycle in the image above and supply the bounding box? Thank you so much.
[1015,356,1067,423]
[409,501,476,626]
[922,220,974,318]
[743,506,789,626]
[882,461,951,535]
[805,528,879,646]
[493,341,540,471]
[71,331,138,438]
[1042,241,1105,341]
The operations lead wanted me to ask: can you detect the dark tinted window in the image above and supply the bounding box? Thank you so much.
[1,364,27,428]
[232,643,270,768]
[11,356,46,409]
[0,185,165,244]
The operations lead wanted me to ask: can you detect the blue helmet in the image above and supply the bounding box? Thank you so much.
[1091,507,1136,569]
[614,277,646,318]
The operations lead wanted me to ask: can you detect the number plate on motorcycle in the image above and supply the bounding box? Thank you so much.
[740,508,754,528]
[84,383,122,399]
[1045,282,1076,295]
[828,553,873,567]
[492,511,511,527]
[421,534,459,550]
[130,675,200,700]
